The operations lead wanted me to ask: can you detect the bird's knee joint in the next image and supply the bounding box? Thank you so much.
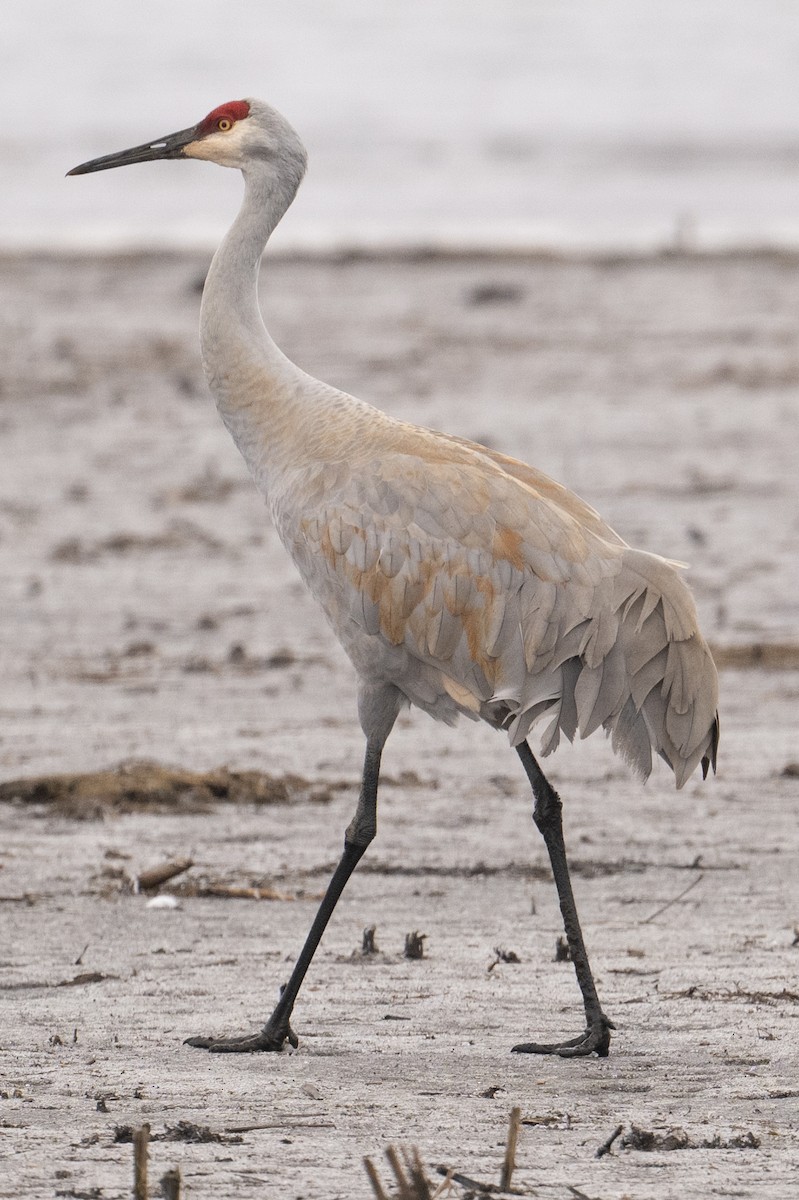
[532,787,563,832]
[345,818,376,850]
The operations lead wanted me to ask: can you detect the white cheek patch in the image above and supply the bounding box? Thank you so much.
[184,124,248,164]
[184,138,222,161]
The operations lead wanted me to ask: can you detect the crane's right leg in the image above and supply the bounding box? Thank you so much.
[511,740,614,1057]
[185,683,401,1053]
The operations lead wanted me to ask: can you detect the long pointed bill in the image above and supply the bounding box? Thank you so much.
[67,125,200,175]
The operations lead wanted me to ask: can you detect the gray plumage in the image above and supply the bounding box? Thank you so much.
[68,98,719,1060]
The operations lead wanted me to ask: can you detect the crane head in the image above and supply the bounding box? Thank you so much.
[68,100,257,175]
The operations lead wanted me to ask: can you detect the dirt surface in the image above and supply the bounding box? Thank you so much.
[1,250,797,1198]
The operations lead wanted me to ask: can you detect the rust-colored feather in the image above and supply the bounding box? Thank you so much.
[285,419,718,788]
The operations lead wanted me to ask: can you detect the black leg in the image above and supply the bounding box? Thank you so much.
[186,739,383,1053]
[512,740,614,1057]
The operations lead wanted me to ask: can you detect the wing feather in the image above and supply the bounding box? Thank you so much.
[287,435,717,789]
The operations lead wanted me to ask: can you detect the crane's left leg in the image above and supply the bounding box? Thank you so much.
[512,740,614,1057]
[186,683,401,1053]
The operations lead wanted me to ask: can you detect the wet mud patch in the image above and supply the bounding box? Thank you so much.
[49,519,225,564]
[619,1124,761,1152]
[57,641,317,686]
[114,1121,243,1145]
[356,856,651,881]
[666,983,799,1007]
[82,856,318,902]
[168,872,322,903]
[0,970,118,993]
[0,761,342,818]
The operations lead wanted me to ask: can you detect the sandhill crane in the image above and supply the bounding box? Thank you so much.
[69,99,719,1059]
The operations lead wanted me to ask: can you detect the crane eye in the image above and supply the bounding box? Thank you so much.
[218,118,233,132]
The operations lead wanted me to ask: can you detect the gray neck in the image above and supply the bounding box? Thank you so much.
[199,159,302,388]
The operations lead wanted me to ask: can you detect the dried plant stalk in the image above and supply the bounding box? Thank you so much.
[133,1124,150,1200]
[500,1106,521,1191]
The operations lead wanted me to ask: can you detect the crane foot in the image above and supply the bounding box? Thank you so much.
[511,1014,614,1058]
[184,1019,299,1053]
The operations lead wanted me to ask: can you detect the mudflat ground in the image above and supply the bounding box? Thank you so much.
[0,250,797,1199]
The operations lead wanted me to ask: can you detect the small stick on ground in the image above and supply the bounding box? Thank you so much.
[137,858,193,892]
[431,1168,454,1198]
[160,1166,181,1199]
[384,1146,410,1198]
[500,1107,521,1191]
[487,947,521,973]
[388,1145,432,1199]
[641,874,703,924]
[362,924,379,954]
[554,936,571,961]
[365,1146,433,1199]
[595,1122,624,1158]
[404,931,426,959]
[435,1165,526,1195]
[198,883,293,901]
[364,1156,391,1200]
[133,1123,150,1200]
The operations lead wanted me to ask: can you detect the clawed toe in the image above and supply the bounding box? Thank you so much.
[184,1034,274,1053]
[184,1022,298,1054]
[512,1015,614,1058]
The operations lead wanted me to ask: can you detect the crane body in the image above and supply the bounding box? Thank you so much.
[69,100,719,1058]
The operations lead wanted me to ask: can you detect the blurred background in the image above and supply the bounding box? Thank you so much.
[3,0,799,252]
